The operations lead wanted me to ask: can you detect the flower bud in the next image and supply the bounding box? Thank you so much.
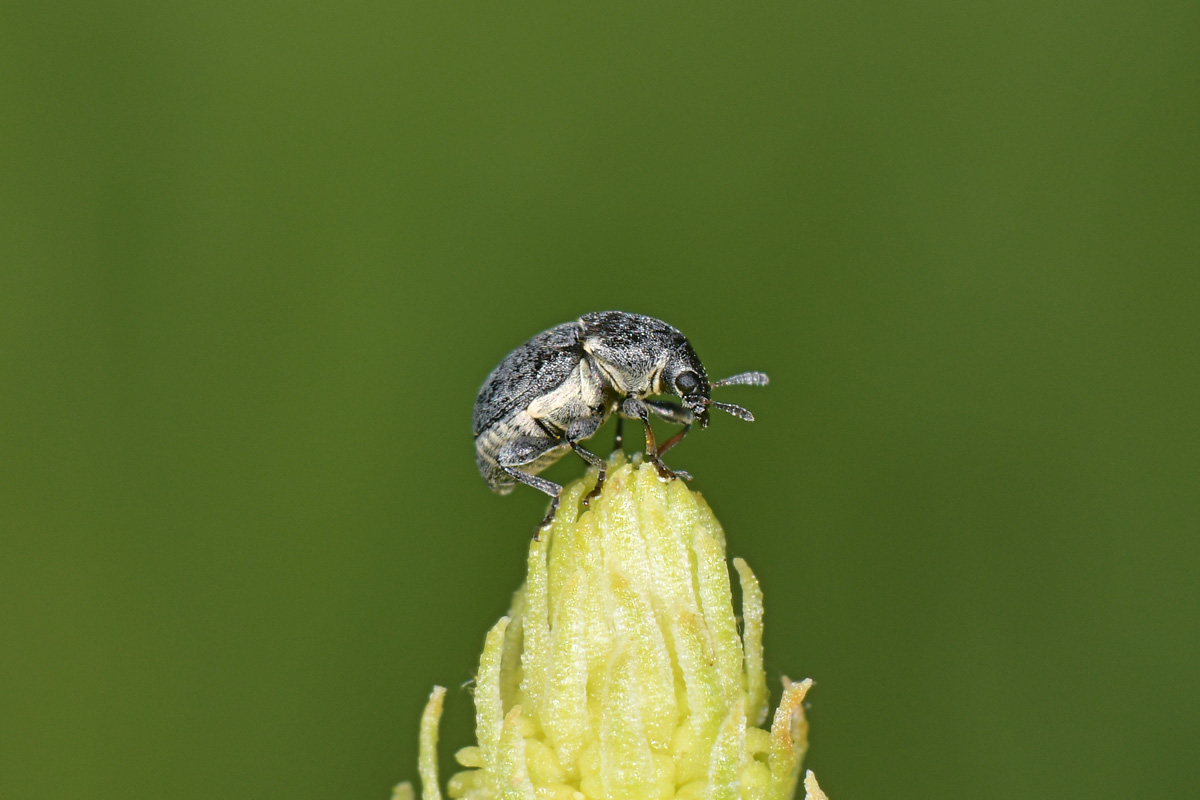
[397,458,828,800]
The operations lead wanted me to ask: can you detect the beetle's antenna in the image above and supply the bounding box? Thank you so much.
[710,371,770,388]
[700,396,756,422]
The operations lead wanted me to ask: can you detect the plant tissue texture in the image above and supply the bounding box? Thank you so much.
[395,458,827,800]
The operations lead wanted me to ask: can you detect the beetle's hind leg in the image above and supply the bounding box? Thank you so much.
[497,438,565,538]
[499,465,563,537]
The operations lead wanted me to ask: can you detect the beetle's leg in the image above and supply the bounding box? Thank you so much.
[644,399,695,459]
[655,423,691,457]
[612,415,625,453]
[648,400,696,462]
[497,436,565,538]
[644,398,691,424]
[540,415,607,507]
[621,396,690,481]
[621,396,657,451]
[499,466,563,537]
[570,440,607,507]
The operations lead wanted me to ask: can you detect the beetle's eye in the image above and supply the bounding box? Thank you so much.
[675,371,700,395]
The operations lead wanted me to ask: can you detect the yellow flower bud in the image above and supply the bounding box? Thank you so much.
[396,457,829,800]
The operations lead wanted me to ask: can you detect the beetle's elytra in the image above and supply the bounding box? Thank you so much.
[472,311,768,531]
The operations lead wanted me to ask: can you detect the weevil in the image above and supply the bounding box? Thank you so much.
[472,311,769,531]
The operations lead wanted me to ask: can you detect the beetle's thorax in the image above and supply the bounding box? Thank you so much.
[578,311,688,396]
[582,346,668,398]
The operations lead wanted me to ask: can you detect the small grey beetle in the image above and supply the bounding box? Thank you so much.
[473,311,769,530]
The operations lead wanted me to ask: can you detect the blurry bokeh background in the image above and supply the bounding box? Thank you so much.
[3,3,1198,799]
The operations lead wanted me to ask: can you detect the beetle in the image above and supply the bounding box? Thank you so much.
[472,311,769,530]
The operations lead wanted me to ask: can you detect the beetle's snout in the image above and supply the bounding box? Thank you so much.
[682,395,710,427]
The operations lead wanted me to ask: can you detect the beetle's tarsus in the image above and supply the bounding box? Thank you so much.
[647,453,691,482]
[534,494,560,538]
[582,467,605,507]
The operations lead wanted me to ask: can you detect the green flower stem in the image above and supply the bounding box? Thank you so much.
[395,456,829,800]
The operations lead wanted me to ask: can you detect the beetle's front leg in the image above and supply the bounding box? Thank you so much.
[621,396,690,481]
[644,398,695,458]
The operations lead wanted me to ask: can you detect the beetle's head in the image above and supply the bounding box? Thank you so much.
[662,347,769,429]
[661,346,711,425]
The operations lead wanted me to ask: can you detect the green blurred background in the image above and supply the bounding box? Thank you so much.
[2,2,1198,798]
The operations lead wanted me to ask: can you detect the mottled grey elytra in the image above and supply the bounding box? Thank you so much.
[472,311,769,531]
